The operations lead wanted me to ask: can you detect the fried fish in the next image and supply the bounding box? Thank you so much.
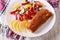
[27,9,52,32]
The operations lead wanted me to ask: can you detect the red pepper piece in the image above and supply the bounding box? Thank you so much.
[10,11,16,15]
[18,14,24,21]
[28,10,35,15]
[28,7,36,15]
[15,15,18,20]
[10,10,20,15]
[14,10,20,14]
[34,4,37,7]
[34,4,39,7]
[28,10,32,15]
[22,2,29,5]
[19,14,23,17]
[19,16,23,21]
[23,14,32,19]
[14,10,20,12]
[29,6,34,11]
[34,4,38,9]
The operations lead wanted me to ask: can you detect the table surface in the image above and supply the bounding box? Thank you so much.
[27,7,60,40]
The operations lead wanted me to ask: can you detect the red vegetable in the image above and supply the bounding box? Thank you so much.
[15,15,18,20]
[22,2,29,5]
[10,10,20,15]
[29,6,34,11]
[28,7,36,15]
[10,11,15,15]
[34,4,37,7]
[19,14,23,17]
[28,10,32,15]
[19,16,23,21]
[34,4,38,9]
[10,10,21,20]
[19,14,24,21]
[23,14,32,19]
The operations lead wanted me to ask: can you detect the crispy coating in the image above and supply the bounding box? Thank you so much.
[27,9,52,32]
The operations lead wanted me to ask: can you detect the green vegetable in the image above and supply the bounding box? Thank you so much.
[25,0,28,2]
[24,7,28,13]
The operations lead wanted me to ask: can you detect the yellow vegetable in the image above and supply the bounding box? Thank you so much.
[9,20,16,30]
[13,4,20,10]
[15,21,21,32]
[9,20,21,32]
[9,20,28,32]
[25,4,31,8]
[23,20,28,26]
[18,20,28,31]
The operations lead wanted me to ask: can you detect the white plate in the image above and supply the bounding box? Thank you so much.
[5,0,56,37]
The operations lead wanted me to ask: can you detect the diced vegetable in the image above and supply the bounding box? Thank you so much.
[28,10,35,16]
[20,8,25,14]
[28,7,36,15]
[13,4,20,10]
[22,2,29,5]
[15,15,18,20]
[25,0,28,2]
[23,14,32,19]
[20,6,28,14]
[34,1,44,7]
[9,20,20,32]
[19,14,23,17]
[29,6,34,11]
[25,4,31,8]
[19,16,23,21]
[9,20,26,32]
[23,19,28,26]
[10,10,20,15]
[10,11,15,15]
[27,10,32,15]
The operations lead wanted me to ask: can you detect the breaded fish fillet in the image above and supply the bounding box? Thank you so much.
[27,9,52,32]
